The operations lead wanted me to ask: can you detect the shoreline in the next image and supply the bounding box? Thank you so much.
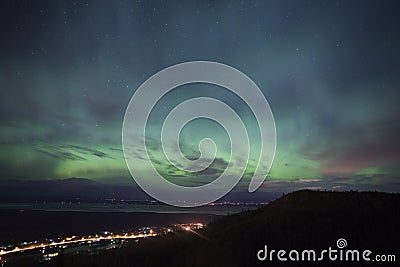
[0,209,221,244]
[0,202,258,214]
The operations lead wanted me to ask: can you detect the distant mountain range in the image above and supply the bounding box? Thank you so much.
[0,178,282,203]
[0,178,148,202]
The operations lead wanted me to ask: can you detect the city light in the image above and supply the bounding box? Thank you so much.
[0,222,205,262]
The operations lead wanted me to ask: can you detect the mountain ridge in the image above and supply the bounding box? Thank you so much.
[0,177,282,203]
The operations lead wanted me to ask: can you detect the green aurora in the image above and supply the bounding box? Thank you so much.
[0,0,399,194]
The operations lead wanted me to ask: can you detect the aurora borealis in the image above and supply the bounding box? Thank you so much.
[0,0,399,195]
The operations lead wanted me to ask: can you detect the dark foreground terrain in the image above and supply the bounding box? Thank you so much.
[8,190,400,266]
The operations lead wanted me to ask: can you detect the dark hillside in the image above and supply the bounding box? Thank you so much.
[35,190,400,267]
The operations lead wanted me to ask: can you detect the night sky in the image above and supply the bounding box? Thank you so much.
[0,0,399,195]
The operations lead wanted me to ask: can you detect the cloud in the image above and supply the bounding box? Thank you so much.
[64,145,113,159]
[36,148,86,161]
[34,144,114,163]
